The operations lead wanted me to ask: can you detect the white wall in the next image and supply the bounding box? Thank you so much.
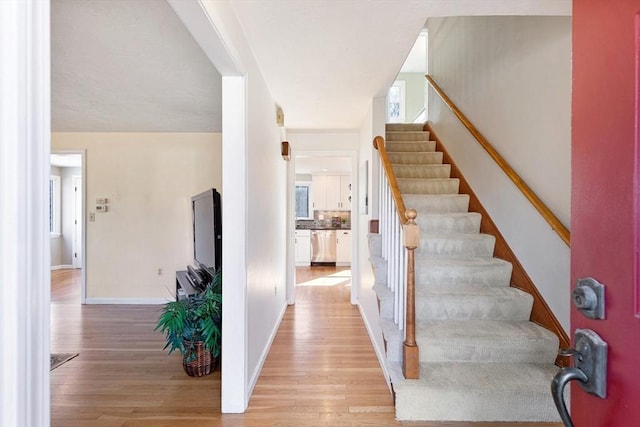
[287,130,359,152]
[356,96,388,385]
[190,0,288,412]
[244,67,287,398]
[428,15,571,331]
[51,132,221,301]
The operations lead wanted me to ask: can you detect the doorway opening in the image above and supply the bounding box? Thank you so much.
[50,152,86,305]
[291,154,355,304]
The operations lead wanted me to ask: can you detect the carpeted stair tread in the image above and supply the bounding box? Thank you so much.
[390,362,562,421]
[391,164,451,179]
[372,282,395,320]
[416,212,482,234]
[397,177,460,195]
[414,256,512,287]
[383,319,558,364]
[386,131,430,141]
[414,290,532,321]
[368,233,382,257]
[386,141,436,152]
[417,233,496,258]
[369,255,387,285]
[417,320,559,363]
[385,123,425,132]
[388,151,443,165]
[374,283,533,322]
[403,194,470,213]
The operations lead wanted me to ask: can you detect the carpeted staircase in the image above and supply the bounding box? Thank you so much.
[369,123,562,422]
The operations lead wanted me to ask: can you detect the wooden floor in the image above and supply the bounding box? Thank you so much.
[50,267,561,426]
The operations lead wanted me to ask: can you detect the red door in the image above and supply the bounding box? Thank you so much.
[572,0,640,425]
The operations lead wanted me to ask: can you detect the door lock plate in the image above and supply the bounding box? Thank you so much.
[574,328,607,398]
[573,277,605,319]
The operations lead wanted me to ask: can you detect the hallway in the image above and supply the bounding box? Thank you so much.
[240,266,397,424]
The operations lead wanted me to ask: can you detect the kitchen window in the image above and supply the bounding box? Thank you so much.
[295,182,312,219]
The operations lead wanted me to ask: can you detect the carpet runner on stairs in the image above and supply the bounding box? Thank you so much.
[370,122,562,422]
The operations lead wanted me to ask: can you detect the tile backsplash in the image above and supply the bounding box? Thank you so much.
[297,210,351,229]
[317,210,350,227]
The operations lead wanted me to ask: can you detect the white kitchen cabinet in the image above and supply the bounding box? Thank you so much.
[336,230,351,266]
[312,174,351,211]
[295,229,311,266]
[311,175,327,211]
[325,175,342,210]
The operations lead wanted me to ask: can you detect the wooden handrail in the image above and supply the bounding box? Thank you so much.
[425,75,570,246]
[373,136,408,225]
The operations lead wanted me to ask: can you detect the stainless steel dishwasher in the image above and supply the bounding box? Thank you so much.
[310,230,336,265]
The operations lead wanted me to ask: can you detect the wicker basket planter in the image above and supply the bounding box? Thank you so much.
[155,271,222,378]
[183,341,217,377]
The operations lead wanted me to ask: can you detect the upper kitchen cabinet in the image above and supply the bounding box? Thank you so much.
[311,175,327,210]
[312,174,351,211]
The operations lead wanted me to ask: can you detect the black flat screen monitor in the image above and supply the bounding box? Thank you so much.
[191,188,221,280]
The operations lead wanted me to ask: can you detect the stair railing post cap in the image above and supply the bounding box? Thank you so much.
[403,209,419,248]
[405,209,418,222]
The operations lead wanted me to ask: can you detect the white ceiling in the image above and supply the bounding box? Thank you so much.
[51,0,222,132]
[229,0,570,129]
[295,157,351,175]
[51,0,571,132]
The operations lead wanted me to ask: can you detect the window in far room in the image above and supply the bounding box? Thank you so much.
[49,175,61,236]
[387,80,406,123]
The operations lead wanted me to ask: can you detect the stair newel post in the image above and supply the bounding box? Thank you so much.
[402,208,419,379]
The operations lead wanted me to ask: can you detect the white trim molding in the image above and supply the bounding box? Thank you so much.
[85,298,168,305]
[0,1,51,426]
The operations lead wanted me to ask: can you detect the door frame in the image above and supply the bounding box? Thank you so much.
[0,0,50,424]
[72,174,82,269]
[287,149,359,306]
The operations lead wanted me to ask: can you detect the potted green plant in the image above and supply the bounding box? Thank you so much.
[155,271,222,377]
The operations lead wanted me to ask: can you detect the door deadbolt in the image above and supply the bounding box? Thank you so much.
[573,277,605,319]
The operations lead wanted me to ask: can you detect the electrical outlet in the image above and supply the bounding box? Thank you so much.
[89,212,95,222]
[157,268,163,277]
[274,284,278,296]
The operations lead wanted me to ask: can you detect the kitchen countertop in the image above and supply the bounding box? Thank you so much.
[296,226,350,230]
